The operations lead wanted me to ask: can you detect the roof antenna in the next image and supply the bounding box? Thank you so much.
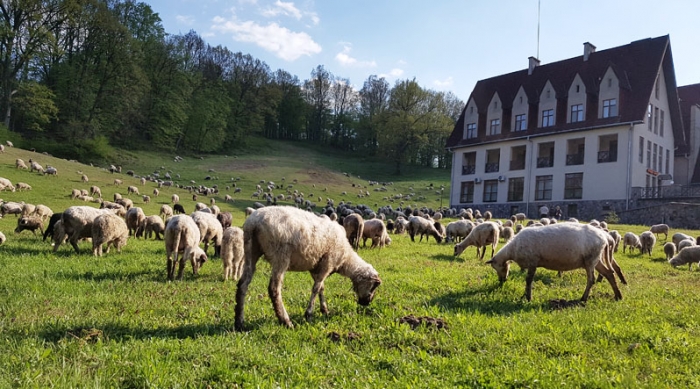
[537,0,541,59]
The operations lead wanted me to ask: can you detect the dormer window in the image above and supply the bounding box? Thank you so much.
[519,96,523,104]
[542,109,554,127]
[602,99,617,118]
[488,119,501,135]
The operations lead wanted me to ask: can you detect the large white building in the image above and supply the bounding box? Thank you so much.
[445,36,685,220]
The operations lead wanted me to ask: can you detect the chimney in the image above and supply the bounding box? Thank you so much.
[528,56,540,75]
[583,42,596,61]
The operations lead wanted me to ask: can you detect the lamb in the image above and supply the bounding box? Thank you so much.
[221,226,244,281]
[216,211,232,229]
[361,219,389,248]
[454,221,500,260]
[639,231,657,257]
[663,242,676,261]
[650,224,669,240]
[142,215,165,240]
[16,182,31,191]
[126,207,146,237]
[91,213,128,256]
[0,177,15,192]
[486,222,622,302]
[89,185,102,198]
[343,213,364,250]
[164,215,208,280]
[43,212,63,241]
[173,204,185,214]
[160,204,173,221]
[407,215,443,243]
[127,185,139,195]
[669,246,700,271]
[191,211,223,256]
[14,215,44,236]
[56,206,113,253]
[234,206,381,330]
[622,232,642,253]
[672,233,694,250]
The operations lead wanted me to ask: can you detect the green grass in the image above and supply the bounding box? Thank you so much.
[0,142,699,387]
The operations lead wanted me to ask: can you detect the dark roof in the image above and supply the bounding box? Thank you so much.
[678,83,700,183]
[446,35,685,150]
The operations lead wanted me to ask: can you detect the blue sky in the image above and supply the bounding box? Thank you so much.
[144,0,700,102]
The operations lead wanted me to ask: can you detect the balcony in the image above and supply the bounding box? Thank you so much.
[536,156,553,168]
[462,165,476,175]
[566,153,584,165]
[485,163,500,173]
[597,150,618,163]
[510,160,525,171]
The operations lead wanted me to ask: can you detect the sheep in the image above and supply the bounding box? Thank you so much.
[234,206,381,330]
[245,207,255,218]
[622,232,642,253]
[56,206,113,253]
[173,204,185,214]
[609,230,622,252]
[669,246,700,271]
[16,158,28,169]
[43,212,63,241]
[221,226,245,281]
[486,222,622,302]
[501,226,514,243]
[21,203,36,217]
[6,140,12,147]
[113,193,122,201]
[678,239,695,252]
[116,198,133,210]
[126,207,146,237]
[434,221,446,241]
[454,221,500,260]
[91,213,128,256]
[164,215,208,281]
[0,201,23,217]
[29,160,43,173]
[114,178,123,186]
[194,202,207,212]
[14,215,44,236]
[160,204,173,221]
[407,216,443,243]
[672,233,694,250]
[127,185,139,195]
[143,215,165,240]
[224,194,233,203]
[663,242,676,261]
[81,174,89,183]
[639,231,657,257]
[0,231,5,245]
[153,188,159,197]
[216,211,232,229]
[361,219,389,248]
[650,224,669,240]
[89,185,102,198]
[0,177,15,192]
[445,220,473,243]
[16,182,31,191]
[171,194,179,203]
[142,195,151,203]
[43,166,58,175]
[515,213,526,223]
[343,213,364,250]
[191,211,223,256]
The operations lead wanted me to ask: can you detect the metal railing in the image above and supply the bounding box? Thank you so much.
[462,165,475,175]
[631,185,700,199]
[485,163,500,173]
[536,156,553,168]
[597,150,618,163]
[566,153,584,165]
[510,160,525,170]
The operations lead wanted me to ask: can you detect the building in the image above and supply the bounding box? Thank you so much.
[445,35,684,221]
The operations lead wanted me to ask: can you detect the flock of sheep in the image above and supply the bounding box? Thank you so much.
[1,149,699,330]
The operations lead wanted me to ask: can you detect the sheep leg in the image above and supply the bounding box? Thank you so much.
[594,261,622,300]
[523,267,537,301]
[305,280,325,321]
[268,269,293,328]
[234,241,261,331]
[580,265,596,302]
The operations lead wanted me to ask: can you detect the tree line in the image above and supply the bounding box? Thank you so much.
[0,0,463,173]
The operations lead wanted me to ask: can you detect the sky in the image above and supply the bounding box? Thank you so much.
[143,0,700,103]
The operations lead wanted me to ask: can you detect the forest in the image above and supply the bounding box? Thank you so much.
[0,0,463,173]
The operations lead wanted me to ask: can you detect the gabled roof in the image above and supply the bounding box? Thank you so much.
[446,35,684,150]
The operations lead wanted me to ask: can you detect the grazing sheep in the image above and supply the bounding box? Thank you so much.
[407,216,443,243]
[663,242,676,261]
[434,221,446,241]
[56,206,113,253]
[29,160,43,173]
[16,158,28,169]
[81,174,89,183]
[91,213,128,256]
[153,188,159,197]
[16,182,31,191]
[160,204,173,221]
[113,192,122,201]
[678,239,695,252]
[650,224,669,240]
[501,226,514,243]
[0,201,23,217]
[343,213,364,250]
[221,226,244,281]
[191,211,224,256]
[116,198,133,210]
[216,211,232,229]
[14,215,44,236]
[143,215,165,240]
[394,217,409,234]
[515,213,526,223]
[486,222,622,301]
[89,185,102,198]
[622,232,642,253]
[234,206,381,330]
[669,246,700,271]
[609,230,622,252]
[142,195,151,203]
[639,231,657,257]
[125,207,146,237]
[171,194,179,203]
[672,233,694,250]
[194,202,207,212]
[114,178,123,186]
[173,204,185,214]
[454,221,500,260]
[6,140,12,147]
[43,166,57,175]
[164,215,207,280]
[0,177,16,192]
[43,212,63,241]
[127,185,139,195]
[245,207,255,218]
[21,203,36,217]
[224,194,233,202]
[362,219,389,248]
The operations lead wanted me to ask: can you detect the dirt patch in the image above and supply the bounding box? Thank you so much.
[398,315,448,330]
[208,160,267,172]
[327,331,361,342]
[548,299,585,310]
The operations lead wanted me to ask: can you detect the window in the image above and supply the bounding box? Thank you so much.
[519,96,523,104]
[666,150,670,174]
[576,84,580,93]
[514,114,527,131]
[564,173,583,199]
[653,144,658,171]
[507,177,524,202]
[462,152,476,175]
[535,175,553,200]
[648,104,653,131]
[537,142,555,168]
[658,146,663,173]
[646,140,651,169]
[660,110,665,137]
[639,137,644,163]
[483,180,498,202]
[602,99,617,118]
[566,138,585,165]
[597,134,618,163]
[542,109,554,127]
[485,149,500,173]
[488,119,501,135]
[510,145,526,170]
[570,104,584,123]
[460,181,474,203]
[465,123,477,139]
[654,107,659,134]
[494,101,498,110]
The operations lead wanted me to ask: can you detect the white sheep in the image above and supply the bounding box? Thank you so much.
[159,204,173,221]
[89,185,102,198]
[672,233,694,250]
[171,194,179,204]
[1,201,23,217]
[143,215,165,240]
[91,213,128,256]
[32,204,53,221]
[663,242,676,261]
[0,177,16,192]
[56,206,113,253]
[501,226,514,243]
[678,239,695,252]
[29,160,43,173]
[445,220,474,243]
[361,219,389,248]
[142,195,151,203]
[191,211,223,256]
[15,158,27,169]
[81,174,89,183]
[234,206,381,330]
[245,207,255,218]
[608,230,622,252]
[164,215,207,280]
[407,215,443,243]
[0,231,5,245]
[486,222,622,301]
[622,232,641,253]
[669,246,700,271]
[127,185,139,195]
[221,226,244,281]
[16,182,32,191]
[126,207,146,237]
[43,166,58,175]
[454,221,500,260]
[650,224,669,240]
[343,213,364,250]
[639,231,657,257]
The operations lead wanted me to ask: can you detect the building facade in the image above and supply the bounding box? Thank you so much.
[445,36,684,221]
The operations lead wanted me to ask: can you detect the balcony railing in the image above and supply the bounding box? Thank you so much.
[597,150,618,163]
[631,185,700,199]
[566,152,584,165]
[536,156,553,168]
[462,165,476,175]
[510,160,525,170]
[485,162,500,173]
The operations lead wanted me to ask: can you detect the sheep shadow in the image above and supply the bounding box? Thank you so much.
[34,322,235,344]
[428,253,464,263]
[650,256,668,263]
[55,268,157,282]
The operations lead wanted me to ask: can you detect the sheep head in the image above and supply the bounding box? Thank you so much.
[352,266,382,306]
[486,257,510,284]
[453,243,467,257]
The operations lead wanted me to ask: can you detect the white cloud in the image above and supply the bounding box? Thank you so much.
[211,17,321,61]
[239,0,257,4]
[433,77,453,87]
[175,15,195,26]
[334,45,376,68]
[307,12,320,26]
[262,1,302,19]
[379,68,404,79]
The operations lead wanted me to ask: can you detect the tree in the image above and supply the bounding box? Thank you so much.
[358,75,389,155]
[329,77,358,150]
[10,80,58,131]
[303,65,332,142]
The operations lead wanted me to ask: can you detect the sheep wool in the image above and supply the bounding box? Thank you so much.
[91,213,128,256]
[221,226,244,281]
[164,215,207,281]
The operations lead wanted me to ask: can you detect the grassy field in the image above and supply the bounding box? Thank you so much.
[0,141,699,387]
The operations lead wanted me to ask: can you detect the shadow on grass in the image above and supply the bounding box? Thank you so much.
[428,253,464,263]
[54,268,159,282]
[650,256,669,263]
